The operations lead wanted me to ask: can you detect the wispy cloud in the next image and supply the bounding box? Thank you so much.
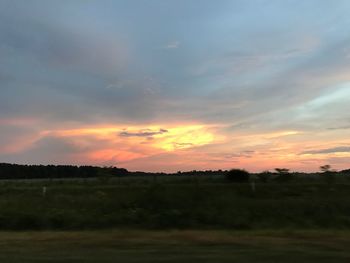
[302,146,350,155]
[119,128,168,138]
[163,41,180,49]
[327,124,350,130]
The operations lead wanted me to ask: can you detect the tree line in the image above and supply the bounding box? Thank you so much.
[0,163,128,180]
[0,163,349,181]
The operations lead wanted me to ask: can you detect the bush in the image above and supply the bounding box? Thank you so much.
[225,169,250,183]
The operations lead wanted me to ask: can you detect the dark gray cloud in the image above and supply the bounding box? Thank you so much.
[33,136,84,154]
[302,146,350,155]
[328,120,350,130]
[0,1,127,74]
[0,133,121,165]
[0,72,13,84]
[1,0,350,126]
[328,126,350,130]
[119,129,168,138]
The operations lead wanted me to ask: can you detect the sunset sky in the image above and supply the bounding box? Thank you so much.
[1,0,350,172]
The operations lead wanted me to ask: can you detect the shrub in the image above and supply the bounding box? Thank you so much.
[225,169,250,183]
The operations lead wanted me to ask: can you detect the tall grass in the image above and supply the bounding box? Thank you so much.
[0,178,350,230]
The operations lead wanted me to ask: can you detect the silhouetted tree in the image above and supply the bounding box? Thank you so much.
[341,169,350,175]
[320,165,331,173]
[274,168,293,182]
[257,170,272,183]
[320,164,336,188]
[225,169,250,183]
[0,163,128,180]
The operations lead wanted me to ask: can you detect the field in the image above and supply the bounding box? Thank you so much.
[1,230,350,262]
[1,175,350,261]
[1,175,350,230]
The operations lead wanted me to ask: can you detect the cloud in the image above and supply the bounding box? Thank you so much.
[0,122,41,155]
[328,125,350,130]
[327,121,350,130]
[302,146,350,155]
[0,72,13,84]
[0,135,85,165]
[1,1,350,172]
[163,41,180,49]
[0,14,128,77]
[32,136,85,154]
[119,128,168,138]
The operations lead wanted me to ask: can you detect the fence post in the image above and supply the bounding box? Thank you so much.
[251,179,256,193]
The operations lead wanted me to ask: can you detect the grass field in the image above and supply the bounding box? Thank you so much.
[1,230,350,262]
[1,177,350,261]
[1,178,350,230]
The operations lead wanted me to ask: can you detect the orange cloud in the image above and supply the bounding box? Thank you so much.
[44,123,216,151]
[3,121,350,172]
[34,123,218,165]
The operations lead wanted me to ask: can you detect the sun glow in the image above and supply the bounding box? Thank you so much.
[43,123,216,152]
[153,125,215,151]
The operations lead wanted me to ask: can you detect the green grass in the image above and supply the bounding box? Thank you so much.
[1,178,350,261]
[0,179,350,229]
[1,230,350,262]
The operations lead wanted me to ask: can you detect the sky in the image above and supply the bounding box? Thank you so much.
[1,0,350,172]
